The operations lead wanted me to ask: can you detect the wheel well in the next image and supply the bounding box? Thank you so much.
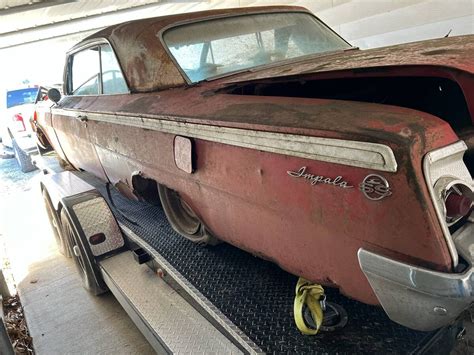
[131,172,161,205]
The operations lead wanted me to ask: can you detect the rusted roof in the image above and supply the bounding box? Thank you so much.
[74,6,310,93]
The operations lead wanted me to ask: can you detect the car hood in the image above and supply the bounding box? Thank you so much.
[226,34,474,83]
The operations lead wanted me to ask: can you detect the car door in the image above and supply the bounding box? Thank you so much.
[51,44,108,181]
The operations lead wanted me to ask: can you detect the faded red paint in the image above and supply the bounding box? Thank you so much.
[42,7,474,305]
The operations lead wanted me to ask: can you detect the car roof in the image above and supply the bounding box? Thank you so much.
[72,6,310,93]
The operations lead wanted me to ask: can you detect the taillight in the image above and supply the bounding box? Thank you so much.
[444,183,473,223]
[445,192,472,220]
[12,113,26,132]
[30,111,38,131]
[435,178,474,225]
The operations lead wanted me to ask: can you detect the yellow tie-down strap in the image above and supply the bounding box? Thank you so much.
[294,277,325,335]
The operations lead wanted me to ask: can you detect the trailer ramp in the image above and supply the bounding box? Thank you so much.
[100,252,242,354]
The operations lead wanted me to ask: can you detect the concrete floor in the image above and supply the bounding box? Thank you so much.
[0,155,154,354]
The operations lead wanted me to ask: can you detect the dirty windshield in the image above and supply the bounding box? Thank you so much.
[163,12,350,82]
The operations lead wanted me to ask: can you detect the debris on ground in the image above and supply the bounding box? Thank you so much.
[0,144,15,160]
[3,295,34,354]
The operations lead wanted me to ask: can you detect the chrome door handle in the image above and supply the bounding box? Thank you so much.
[76,114,88,122]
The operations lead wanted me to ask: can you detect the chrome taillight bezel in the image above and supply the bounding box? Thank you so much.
[423,141,473,268]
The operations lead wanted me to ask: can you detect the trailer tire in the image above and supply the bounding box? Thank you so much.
[12,139,37,173]
[42,189,70,258]
[60,209,107,295]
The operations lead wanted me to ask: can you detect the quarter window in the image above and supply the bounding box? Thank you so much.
[101,45,128,94]
[69,44,128,95]
[71,47,100,95]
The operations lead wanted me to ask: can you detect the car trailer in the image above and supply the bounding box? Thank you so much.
[35,155,465,354]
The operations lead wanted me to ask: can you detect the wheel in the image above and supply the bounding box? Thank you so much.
[60,209,107,295]
[35,128,53,155]
[12,139,37,173]
[158,184,219,245]
[36,143,51,156]
[42,189,70,257]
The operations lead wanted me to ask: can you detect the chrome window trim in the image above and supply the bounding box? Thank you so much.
[423,140,471,268]
[64,38,131,96]
[52,108,398,172]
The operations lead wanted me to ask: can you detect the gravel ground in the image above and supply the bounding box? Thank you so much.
[0,153,38,353]
[0,153,40,292]
[0,154,39,197]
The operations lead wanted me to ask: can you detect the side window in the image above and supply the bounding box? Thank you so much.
[101,45,128,94]
[71,47,100,95]
[69,44,128,96]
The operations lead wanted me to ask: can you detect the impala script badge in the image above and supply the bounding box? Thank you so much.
[359,174,392,201]
[287,167,353,189]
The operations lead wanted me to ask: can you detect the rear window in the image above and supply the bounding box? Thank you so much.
[163,12,350,83]
[6,88,39,108]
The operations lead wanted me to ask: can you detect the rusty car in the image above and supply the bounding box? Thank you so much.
[36,6,474,331]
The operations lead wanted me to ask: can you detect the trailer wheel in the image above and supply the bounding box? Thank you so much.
[158,184,219,245]
[42,189,70,258]
[60,209,107,295]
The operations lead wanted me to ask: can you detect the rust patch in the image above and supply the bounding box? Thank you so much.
[421,49,464,56]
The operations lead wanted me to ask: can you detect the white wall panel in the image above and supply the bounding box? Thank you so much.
[351,13,474,48]
[335,0,473,43]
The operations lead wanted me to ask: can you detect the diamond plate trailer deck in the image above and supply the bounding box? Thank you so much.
[37,158,464,354]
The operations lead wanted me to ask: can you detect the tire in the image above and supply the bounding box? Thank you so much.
[158,184,219,246]
[42,189,70,257]
[35,128,53,155]
[36,143,51,156]
[12,139,37,173]
[60,209,108,295]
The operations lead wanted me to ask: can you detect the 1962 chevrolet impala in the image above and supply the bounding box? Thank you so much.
[37,6,474,331]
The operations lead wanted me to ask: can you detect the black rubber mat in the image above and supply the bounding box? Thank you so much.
[85,175,441,354]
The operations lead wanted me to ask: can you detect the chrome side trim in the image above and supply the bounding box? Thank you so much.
[52,108,398,172]
[423,140,472,267]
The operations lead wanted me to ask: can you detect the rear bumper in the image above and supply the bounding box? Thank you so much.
[358,220,474,331]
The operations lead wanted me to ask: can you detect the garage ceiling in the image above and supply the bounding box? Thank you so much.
[0,0,167,49]
[0,0,71,15]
